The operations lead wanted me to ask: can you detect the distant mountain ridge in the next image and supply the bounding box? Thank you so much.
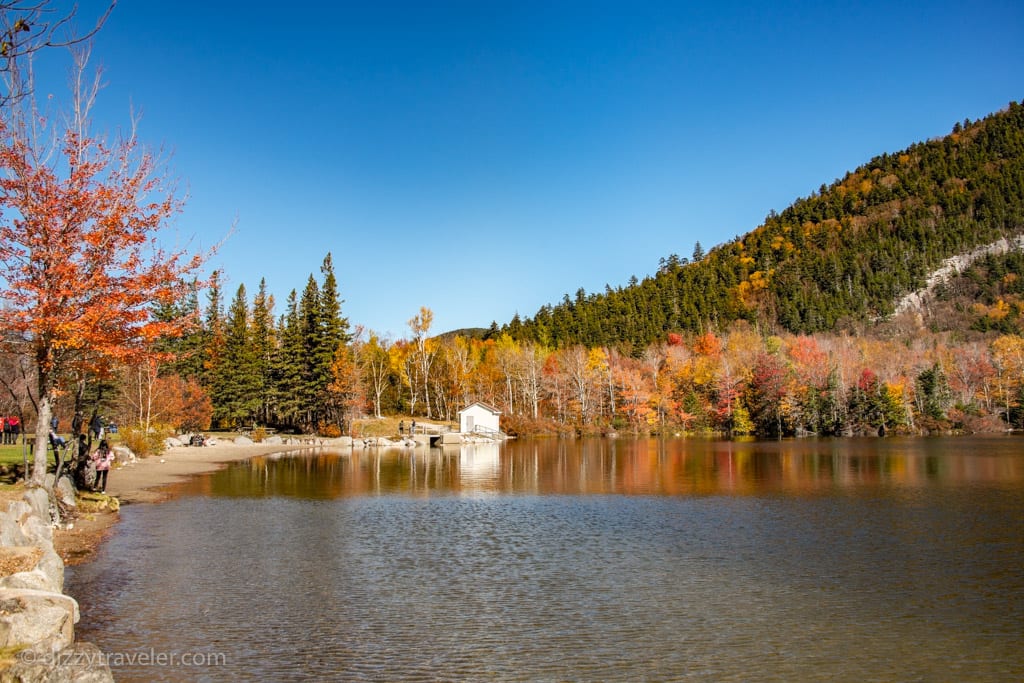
[501,100,1024,350]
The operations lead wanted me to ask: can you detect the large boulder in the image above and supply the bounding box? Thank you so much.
[56,477,77,511]
[0,568,55,592]
[19,514,52,547]
[2,641,114,682]
[112,446,135,465]
[43,475,77,511]
[21,489,51,527]
[263,435,283,445]
[0,508,29,547]
[34,548,64,594]
[0,588,79,653]
[234,436,253,446]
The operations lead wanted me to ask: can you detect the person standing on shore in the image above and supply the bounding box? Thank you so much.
[7,415,19,444]
[91,440,114,493]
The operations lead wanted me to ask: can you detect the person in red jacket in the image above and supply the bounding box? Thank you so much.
[6,415,20,445]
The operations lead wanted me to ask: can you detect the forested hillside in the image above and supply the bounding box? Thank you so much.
[503,101,1024,349]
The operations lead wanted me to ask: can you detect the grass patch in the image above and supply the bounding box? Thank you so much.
[0,434,124,467]
[0,444,33,467]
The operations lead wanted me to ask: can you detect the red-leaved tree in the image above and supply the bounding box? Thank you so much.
[0,49,205,486]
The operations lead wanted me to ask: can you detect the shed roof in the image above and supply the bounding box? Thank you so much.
[457,401,502,416]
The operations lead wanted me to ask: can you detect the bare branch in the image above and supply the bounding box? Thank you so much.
[0,1,115,105]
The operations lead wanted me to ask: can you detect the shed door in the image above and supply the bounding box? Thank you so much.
[466,415,475,432]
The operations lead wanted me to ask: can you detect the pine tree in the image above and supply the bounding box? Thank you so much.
[692,241,705,262]
[171,283,206,382]
[319,253,351,351]
[299,275,325,428]
[251,279,276,425]
[150,287,193,373]
[274,290,305,428]
[215,284,261,428]
[316,254,351,426]
[201,271,226,423]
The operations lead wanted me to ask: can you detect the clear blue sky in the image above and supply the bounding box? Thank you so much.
[35,0,1024,338]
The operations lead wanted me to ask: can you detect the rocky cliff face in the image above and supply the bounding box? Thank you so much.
[0,486,113,682]
[893,235,1024,316]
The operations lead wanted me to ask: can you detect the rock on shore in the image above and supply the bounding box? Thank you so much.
[0,486,113,682]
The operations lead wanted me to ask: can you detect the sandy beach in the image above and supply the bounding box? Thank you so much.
[105,441,311,503]
[53,441,311,564]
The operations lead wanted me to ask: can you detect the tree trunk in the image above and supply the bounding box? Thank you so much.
[32,390,53,487]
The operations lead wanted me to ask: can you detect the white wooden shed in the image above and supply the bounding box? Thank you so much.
[458,402,502,435]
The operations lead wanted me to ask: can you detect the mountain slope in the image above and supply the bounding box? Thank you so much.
[503,100,1024,349]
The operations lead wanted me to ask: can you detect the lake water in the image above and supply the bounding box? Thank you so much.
[66,436,1024,682]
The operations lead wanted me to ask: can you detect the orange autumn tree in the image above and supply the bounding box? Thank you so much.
[0,51,204,487]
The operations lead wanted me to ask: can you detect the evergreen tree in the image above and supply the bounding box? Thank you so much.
[149,288,192,373]
[170,283,206,381]
[201,270,226,414]
[916,363,952,421]
[319,253,351,351]
[250,279,276,424]
[274,290,305,428]
[315,254,351,425]
[692,241,705,262]
[299,274,325,428]
[215,284,262,427]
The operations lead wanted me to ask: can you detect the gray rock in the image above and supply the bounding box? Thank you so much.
[0,588,79,652]
[6,501,32,519]
[263,435,283,444]
[0,511,29,547]
[20,514,53,546]
[234,436,254,445]
[22,488,51,525]
[2,641,115,682]
[54,477,77,511]
[166,436,184,448]
[0,569,55,592]
[112,446,135,465]
[35,548,65,594]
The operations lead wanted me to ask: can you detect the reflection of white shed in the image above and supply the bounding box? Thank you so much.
[458,402,502,435]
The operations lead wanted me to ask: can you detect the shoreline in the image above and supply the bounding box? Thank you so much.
[105,442,313,504]
[54,442,312,565]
